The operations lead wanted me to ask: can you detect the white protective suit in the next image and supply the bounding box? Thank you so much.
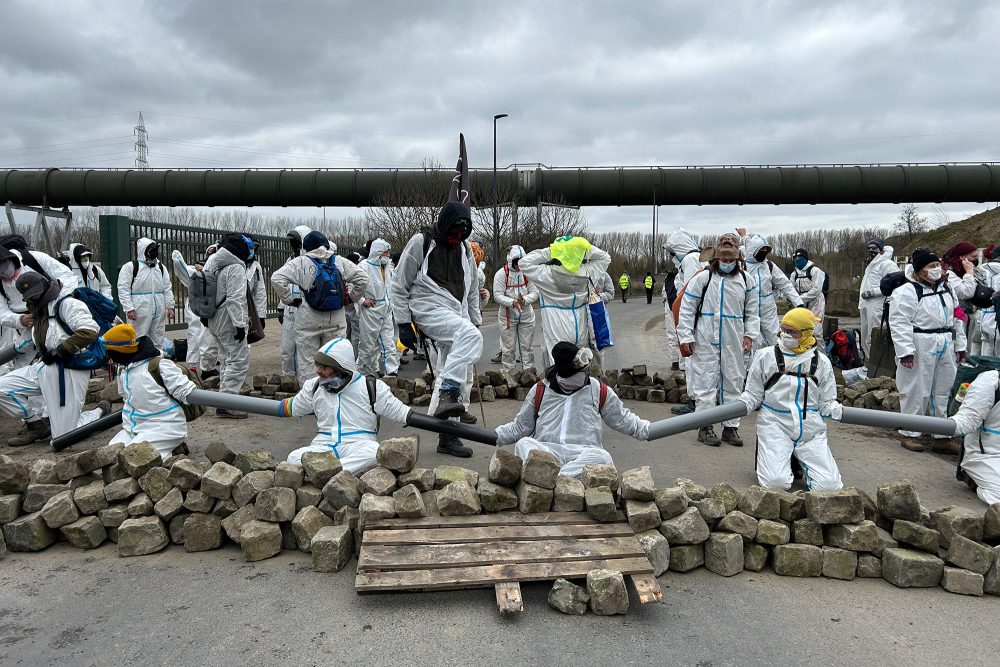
[204,248,250,395]
[951,370,1000,505]
[947,268,979,301]
[357,239,400,376]
[283,338,411,473]
[496,375,650,478]
[664,229,706,368]
[493,246,540,372]
[857,246,897,357]
[977,260,1000,355]
[272,248,369,386]
[741,345,844,490]
[889,279,966,438]
[117,238,174,349]
[791,261,826,344]
[389,232,481,413]
[171,251,217,372]
[518,245,611,369]
[0,296,103,437]
[278,225,311,377]
[676,268,760,428]
[111,354,197,459]
[66,243,113,299]
[742,235,803,348]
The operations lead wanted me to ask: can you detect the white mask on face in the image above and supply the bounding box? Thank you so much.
[0,260,17,280]
[779,333,800,350]
[925,267,943,282]
[80,258,92,269]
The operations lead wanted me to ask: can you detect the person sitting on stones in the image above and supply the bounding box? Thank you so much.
[101,323,198,459]
[950,368,1000,505]
[282,337,411,474]
[495,341,650,478]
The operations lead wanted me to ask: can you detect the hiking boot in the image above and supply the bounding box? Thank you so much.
[216,407,249,420]
[414,353,426,361]
[433,386,466,419]
[171,443,190,456]
[791,456,805,480]
[697,426,721,447]
[200,369,220,381]
[670,362,680,371]
[437,434,473,458]
[900,436,926,452]
[460,411,478,424]
[930,439,961,455]
[96,400,113,418]
[672,402,695,416]
[8,419,50,447]
[721,426,744,447]
[398,357,409,365]
[957,469,978,491]
[491,351,503,364]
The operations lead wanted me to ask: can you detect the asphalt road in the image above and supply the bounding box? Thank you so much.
[2,299,996,666]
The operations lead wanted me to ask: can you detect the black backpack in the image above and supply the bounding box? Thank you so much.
[762,345,821,419]
[805,265,830,295]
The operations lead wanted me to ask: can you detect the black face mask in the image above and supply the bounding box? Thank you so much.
[145,245,159,260]
[754,249,770,262]
[511,259,520,271]
[107,350,134,366]
[289,237,302,253]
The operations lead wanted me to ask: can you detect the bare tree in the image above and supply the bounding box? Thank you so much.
[895,203,928,243]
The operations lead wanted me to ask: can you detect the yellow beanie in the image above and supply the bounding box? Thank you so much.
[549,236,592,273]
[781,307,821,353]
[101,323,140,353]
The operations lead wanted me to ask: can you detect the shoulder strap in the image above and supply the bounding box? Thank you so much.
[598,381,609,411]
[806,265,814,280]
[52,296,74,336]
[532,381,545,417]
[130,259,139,289]
[366,374,377,411]
[763,345,785,392]
[20,252,50,281]
[421,231,433,260]
[148,356,165,390]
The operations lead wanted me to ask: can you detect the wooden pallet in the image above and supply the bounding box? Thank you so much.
[356,512,662,614]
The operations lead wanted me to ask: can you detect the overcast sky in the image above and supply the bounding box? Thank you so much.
[1,0,996,236]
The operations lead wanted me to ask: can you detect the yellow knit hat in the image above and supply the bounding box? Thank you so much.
[101,323,140,353]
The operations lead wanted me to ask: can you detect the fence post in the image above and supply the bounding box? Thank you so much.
[99,214,133,308]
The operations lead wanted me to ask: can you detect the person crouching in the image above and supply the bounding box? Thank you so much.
[495,342,650,478]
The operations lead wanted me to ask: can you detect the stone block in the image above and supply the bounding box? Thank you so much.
[708,483,739,514]
[477,480,517,514]
[393,484,429,518]
[0,455,29,493]
[233,470,275,507]
[941,566,984,596]
[876,479,921,522]
[333,506,360,531]
[221,505,258,543]
[738,486,781,520]
[212,498,238,519]
[675,478,707,501]
[180,490,212,514]
[3,512,56,551]
[930,506,984,547]
[233,450,278,475]
[824,520,878,552]
[653,487,689,520]
[296,484,322,511]
[620,466,656,502]
[359,493,396,526]
[301,450,343,488]
[892,520,940,554]
[548,578,590,615]
[984,546,1000,595]
[873,525,899,556]
[311,525,354,572]
[772,544,822,577]
[184,513,223,552]
[104,477,139,503]
[138,467,174,503]
[376,436,420,474]
[397,468,435,493]
[200,462,243,500]
[669,544,704,572]
[322,470,362,509]
[718,511,758,541]
[291,506,335,552]
[792,519,824,546]
[822,547,857,580]
[743,543,769,572]
[240,520,283,562]
[706,532,744,576]
[983,504,1000,543]
[73,481,109,515]
[28,459,59,485]
[774,490,806,522]
[438,480,481,516]
[154,487,184,521]
[660,507,711,545]
[168,513,189,544]
[40,490,80,529]
[255,487,296,523]
[552,475,585,512]
[755,519,790,546]
[521,450,560,490]
[54,452,87,481]
[636,529,670,576]
[127,493,154,517]
[0,494,22,524]
[273,462,304,490]
[21,484,68,513]
[119,442,161,479]
[358,467,397,496]
[946,534,994,574]
[581,464,619,492]
[434,465,479,489]
[488,449,522,487]
[882,548,944,588]
[60,516,106,549]
[583,486,615,522]
[691,498,726,521]
[804,489,864,524]
[857,554,882,578]
[117,516,169,556]
[421,491,439,517]
[167,459,205,491]
[626,499,661,533]
[586,569,628,615]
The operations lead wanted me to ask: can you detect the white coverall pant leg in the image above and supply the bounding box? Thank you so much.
[185,307,205,369]
[859,305,879,358]
[758,311,780,349]
[961,448,1000,505]
[132,294,167,349]
[294,309,348,386]
[358,307,400,376]
[896,333,956,438]
[0,364,102,438]
[414,309,482,387]
[662,308,681,365]
[498,314,536,372]
[280,307,298,377]
[109,429,185,461]
[755,418,843,491]
[514,437,614,480]
[689,343,744,428]
[425,343,473,418]
[211,327,250,395]
[198,329,220,373]
[286,439,379,475]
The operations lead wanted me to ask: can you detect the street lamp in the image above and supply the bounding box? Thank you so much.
[492,113,508,272]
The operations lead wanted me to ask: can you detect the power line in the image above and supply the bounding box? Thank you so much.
[0,136,133,153]
[134,111,149,170]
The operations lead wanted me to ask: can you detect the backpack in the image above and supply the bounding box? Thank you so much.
[826,329,864,370]
[72,287,117,334]
[312,373,379,428]
[129,259,166,288]
[672,269,746,327]
[51,296,107,371]
[879,271,908,297]
[188,271,224,319]
[805,265,830,295]
[148,356,205,422]
[763,345,821,419]
[245,284,265,344]
[304,257,345,311]
[532,379,609,426]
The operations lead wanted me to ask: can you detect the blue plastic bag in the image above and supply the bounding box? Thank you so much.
[588,282,614,351]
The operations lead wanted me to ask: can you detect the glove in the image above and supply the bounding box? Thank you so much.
[200,317,208,327]
[41,347,71,366]
[957,351,967,364]
[278,312,284,325]
[259,317,266,330]
[899,354,915,369]
[235,327,246,342]
[290,298,302,308]
[398,323,419,351]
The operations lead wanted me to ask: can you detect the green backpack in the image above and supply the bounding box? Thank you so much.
[148,356,206,422]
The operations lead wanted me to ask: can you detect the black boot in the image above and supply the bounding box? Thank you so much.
[437,434,472,458]
[216,407,249,420]
[697,426,721,446]
[721,426,744,447]
[9,419,51,447]
[434,386,466,419]
[460,411,478,424]
[672,401,695,416]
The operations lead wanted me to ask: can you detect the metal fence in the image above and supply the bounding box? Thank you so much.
[98,214,356,331]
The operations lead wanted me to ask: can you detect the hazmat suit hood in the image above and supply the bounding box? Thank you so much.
[221,233,253,263]
[434,202,473,243]
[210,247,245,271]
[881,245,894,259]
[0,234,29,252]
[287,225,312,257]
[507,245,526,265]
[743,234,772,263]
[70,243,93,267]
[136,237,159,264]
[367,239,391,262]
[664,229,700,257]
[0,245,22,276]
[316,337,359,374]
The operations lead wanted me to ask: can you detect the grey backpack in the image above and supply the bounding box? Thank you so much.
[188,271,225,319]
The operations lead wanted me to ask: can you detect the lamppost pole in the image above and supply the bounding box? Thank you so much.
[492,113,508,272]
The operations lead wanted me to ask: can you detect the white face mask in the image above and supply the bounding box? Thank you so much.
[925,267,943,282]
[80,258,92,269]
[380,255,391,265]
[0,260,17,280]
[779,333,800,350]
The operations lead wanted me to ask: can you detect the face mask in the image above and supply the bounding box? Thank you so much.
[318,373,349,393]
[380,255,391,265]
[80,258,92,269]
[145,246,159,261]
[794,258,808,269]
[925,267,943,282]
[971,259,979,267]
[511,259,520,271]
[0,260,16,280]
[779,333,800,350]
[247,248,255,261]
[867,247,879,258]
[754,249,770,262]
[144,259,158,267]
[718,261,737,274]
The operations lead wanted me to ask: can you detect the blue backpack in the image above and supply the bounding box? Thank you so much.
[304,257,345,312]
[72,287,118,334]
[52,295,107,371]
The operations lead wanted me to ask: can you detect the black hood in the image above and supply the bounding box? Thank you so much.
[73,244,93,266]
[107,336,160,367]
[434,201,473,243]
[0,234,29,251]
[0,245,21,269]
[222,233,253,262]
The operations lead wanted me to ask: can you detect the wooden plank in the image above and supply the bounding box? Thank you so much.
[356,556,654,593]
[629,573,663,604]
[367,511,626,530]
[362,522,635,546]
[358,537,645,572]
[495,582,523,615]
